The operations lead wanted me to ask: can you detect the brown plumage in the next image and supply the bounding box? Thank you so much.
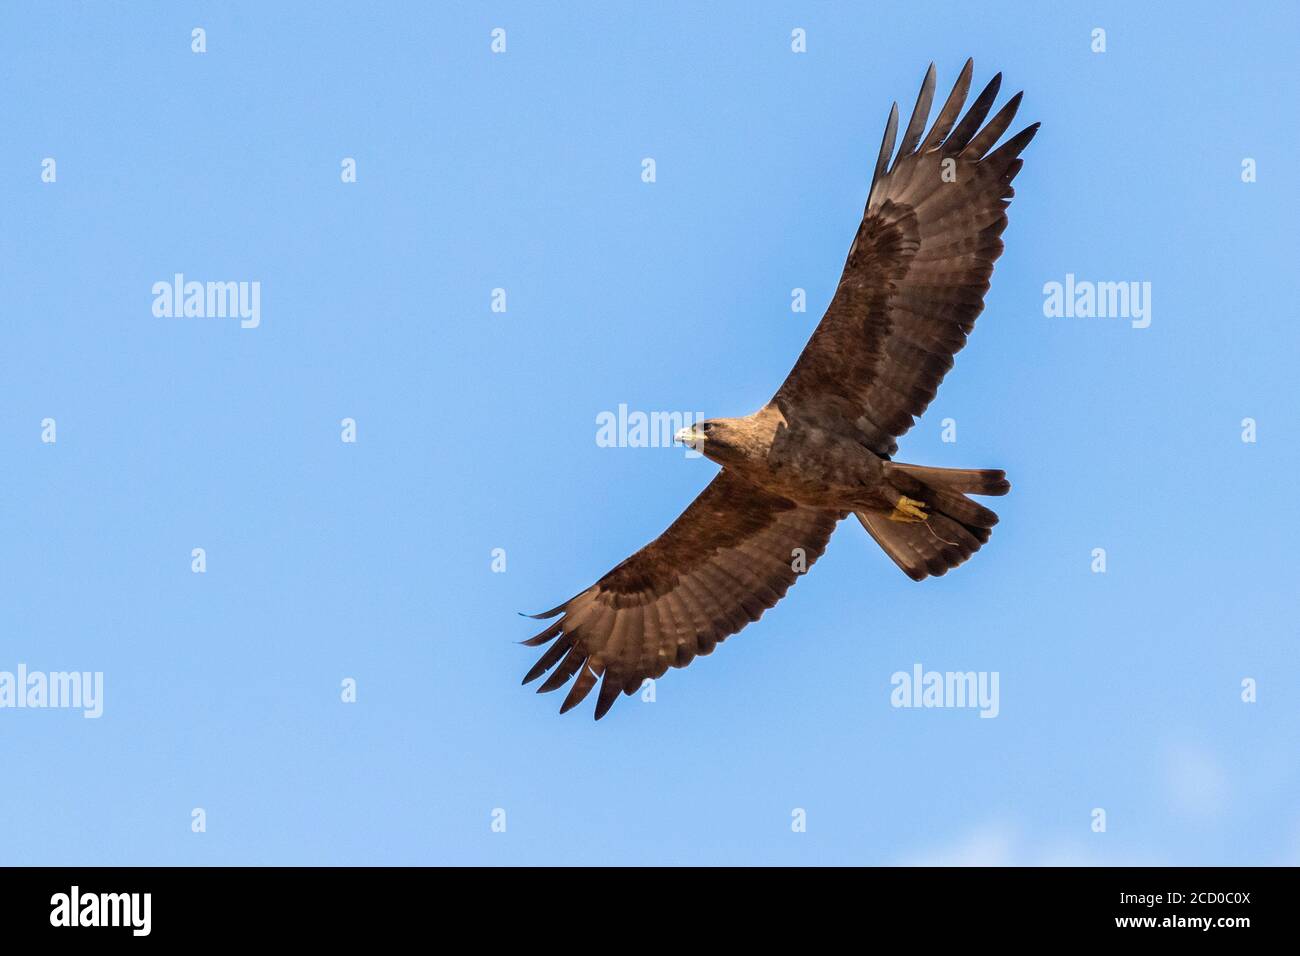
[523,61,1037,718]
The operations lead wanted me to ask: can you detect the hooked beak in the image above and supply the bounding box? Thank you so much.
[675,425,702,447]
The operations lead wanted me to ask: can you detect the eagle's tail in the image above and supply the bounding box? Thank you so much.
[857,465,1009,581]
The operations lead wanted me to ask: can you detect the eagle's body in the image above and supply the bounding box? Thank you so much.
[693,406,904,510]
[701,407,871,505]
[522,61,1038,718]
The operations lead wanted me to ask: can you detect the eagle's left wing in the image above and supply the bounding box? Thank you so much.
[522,471,841,719]
[771,60,1038,457]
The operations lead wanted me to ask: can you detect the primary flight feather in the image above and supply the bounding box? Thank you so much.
[523,60,1038,719]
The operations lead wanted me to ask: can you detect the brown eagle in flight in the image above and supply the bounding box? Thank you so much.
[522,60,1038,719]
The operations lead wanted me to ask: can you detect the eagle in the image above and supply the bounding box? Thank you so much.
[522,60,1038,719]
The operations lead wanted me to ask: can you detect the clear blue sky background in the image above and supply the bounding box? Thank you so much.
[2,2,1296,865]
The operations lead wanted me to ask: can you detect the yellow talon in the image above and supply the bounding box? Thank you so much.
[889,495,928,523]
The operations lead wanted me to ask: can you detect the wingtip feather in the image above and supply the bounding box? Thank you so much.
[521,606,564,620]
[871,101,900,188]
[896,62,938,160]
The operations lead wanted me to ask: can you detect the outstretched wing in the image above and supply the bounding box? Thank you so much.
[522,471,841,719]
[772,60,1038,457]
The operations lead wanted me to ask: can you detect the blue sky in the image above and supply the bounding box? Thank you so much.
[1,1,1296,865]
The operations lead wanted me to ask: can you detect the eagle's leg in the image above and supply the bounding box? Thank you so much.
[889,495,928,523]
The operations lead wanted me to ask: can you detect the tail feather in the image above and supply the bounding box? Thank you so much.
[861,463,1008,581]
[888,464,1010,497]
[858,511,988,581]
[927,487,999,529]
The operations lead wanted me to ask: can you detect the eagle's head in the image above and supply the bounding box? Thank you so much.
[674,417,749,466]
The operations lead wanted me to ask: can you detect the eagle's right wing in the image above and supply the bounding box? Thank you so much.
[522,471,841,719]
